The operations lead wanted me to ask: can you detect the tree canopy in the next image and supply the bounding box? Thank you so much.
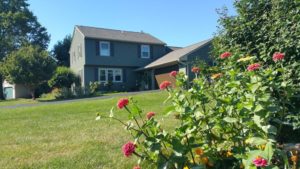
[213,0,300,63]
[1,45,56,99]
[51,35,71,67]
[0,0,50,99]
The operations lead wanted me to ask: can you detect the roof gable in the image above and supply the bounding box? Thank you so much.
[142,39,212,69]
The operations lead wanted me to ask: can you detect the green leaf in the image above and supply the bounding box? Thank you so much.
[109,107,114,118]
[254,104,263,113]
[262,125,277,135]
[245,137,268,146]
[223,117,238,123]
[163,105,175,116]
[249,83,261,93]
[263,142,273,161]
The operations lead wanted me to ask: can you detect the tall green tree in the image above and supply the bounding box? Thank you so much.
[213,0,300,63]
[213,0,300,141]
[1,45,56,99]
[51,35,71,67]
[0,0,50,99]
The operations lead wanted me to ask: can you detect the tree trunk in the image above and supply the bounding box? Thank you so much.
[30,90,35,100]
[0,75,4,100]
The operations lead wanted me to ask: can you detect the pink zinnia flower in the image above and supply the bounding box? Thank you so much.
[169,71,177,77]
[253,156,268,167]
[247,63,261,71]
[146,112,155,120]
[220,52,232,59]
[122,142,135,157]
[159,81,172,90]
[117,98,129,109]
[272,52,285,62]
[133,166,141,169]
[191,67,200,73]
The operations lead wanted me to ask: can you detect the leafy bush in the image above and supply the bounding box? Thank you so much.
[98,51,300,169]
[48,66,79,89]
[53,86,95,100]
[89,81,101,95]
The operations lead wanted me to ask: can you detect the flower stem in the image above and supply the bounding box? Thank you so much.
[185,135,196,164]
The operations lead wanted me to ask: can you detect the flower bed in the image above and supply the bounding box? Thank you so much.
[97,51,300,169]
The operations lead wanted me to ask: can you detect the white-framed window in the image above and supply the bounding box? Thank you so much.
[100,41,110,56]
[141,44,150,58]
[98,68,123,83]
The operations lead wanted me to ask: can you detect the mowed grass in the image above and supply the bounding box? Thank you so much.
[0,98,37,106]
[0,91,175,169]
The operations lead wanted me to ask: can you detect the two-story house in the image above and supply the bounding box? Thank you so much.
[70,25,212,91]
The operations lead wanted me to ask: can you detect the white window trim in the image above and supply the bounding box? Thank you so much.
[98,68,123,83]
[141,44,150,58]
[99,41,110,56]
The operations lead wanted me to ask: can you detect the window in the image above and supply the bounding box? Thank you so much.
[77,44,82,58]
[98,68,123,83]
[99,69,106,81]
[114,69,122,82]
[100,41,110,56]
[141,45,150,58]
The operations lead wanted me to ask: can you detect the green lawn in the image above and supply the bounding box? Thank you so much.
[0,91,174,169]
[0,92,127,107]
[0,98,37,106]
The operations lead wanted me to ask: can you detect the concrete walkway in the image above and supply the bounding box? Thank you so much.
[0,90,160,109]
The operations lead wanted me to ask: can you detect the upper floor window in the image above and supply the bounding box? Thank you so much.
[100,41,110,56]
[77,44,82,58]
[141,45,150,58]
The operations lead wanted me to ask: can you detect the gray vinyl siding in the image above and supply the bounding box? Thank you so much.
[84,65,139,91]
[70,28,85,86]
[84,38,166,67]
[186,43,212,80]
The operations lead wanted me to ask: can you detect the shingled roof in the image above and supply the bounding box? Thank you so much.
[141,39,212,70]
[76,25,166,45]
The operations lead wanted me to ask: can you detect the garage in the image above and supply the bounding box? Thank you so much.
[4,87,13,99]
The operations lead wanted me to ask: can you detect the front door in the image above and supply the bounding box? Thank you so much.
[4,87,13,99]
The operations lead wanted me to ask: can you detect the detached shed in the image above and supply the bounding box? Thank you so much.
[3,80,31,99]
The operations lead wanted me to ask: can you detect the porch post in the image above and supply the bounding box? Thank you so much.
[151,69,155,90]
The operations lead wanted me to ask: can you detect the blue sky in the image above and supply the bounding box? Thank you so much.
[28,0,236,50]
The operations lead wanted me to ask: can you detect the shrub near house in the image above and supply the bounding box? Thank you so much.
[99,51,300,169]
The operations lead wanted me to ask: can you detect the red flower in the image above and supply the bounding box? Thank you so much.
[133,166,141,169]
[247,63,261,71]
[272,52,285,62]
[117,98,129,109]
[220,52,232,59]
[122,142,135,157]
[253,156,268,167]
[159,81,172,90]
[191,67,200,73]
[146,112,155,120]
[169,71,177,77]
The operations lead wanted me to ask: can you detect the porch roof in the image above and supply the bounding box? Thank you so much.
[136,39,212,71]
